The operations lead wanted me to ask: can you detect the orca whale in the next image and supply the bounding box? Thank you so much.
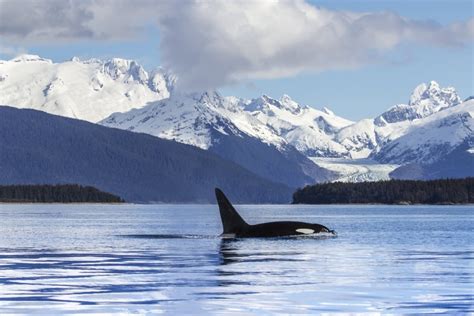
[215,188,335,238]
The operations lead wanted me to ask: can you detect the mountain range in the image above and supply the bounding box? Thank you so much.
[0,54,174,122]
[0,54,472,201]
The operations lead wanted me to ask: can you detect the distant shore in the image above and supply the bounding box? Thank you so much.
[293,178,474,205]
[0,201,126,204]
[1,201,471,206]
[0,184,124,204]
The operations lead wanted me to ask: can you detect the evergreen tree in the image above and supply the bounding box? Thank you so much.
[292,178,474,204]
[0,184,124,203]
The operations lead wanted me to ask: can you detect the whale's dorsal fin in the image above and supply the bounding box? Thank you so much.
[215,188,249,234]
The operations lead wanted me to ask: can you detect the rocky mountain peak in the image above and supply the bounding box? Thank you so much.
[379,81,462,124]
[0,55,174,122]
[9,54,52,63]
[103,58,148,84]
[280,94,302,113]
[322,107,335,116]
[409,80,461,108]
[187,90,224,107]
[248,94,302,114]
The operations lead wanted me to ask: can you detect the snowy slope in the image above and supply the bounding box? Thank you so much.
[102,80,471,181]
[1,54,470,182]
[336,81,464,159]
[390,138,474,180]
[102,91,353,156]
[102,91,249,149]
[377,81,461,123]
[244,95,353,157]
[102,91,333,186]
[373,99,474,164]
[0,55,174,122]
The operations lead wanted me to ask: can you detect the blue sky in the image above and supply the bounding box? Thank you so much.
[223,0,474,119]
[1,0,472,120]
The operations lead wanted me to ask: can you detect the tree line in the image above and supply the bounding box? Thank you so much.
[0,184,124,203]
[292,178,474,204]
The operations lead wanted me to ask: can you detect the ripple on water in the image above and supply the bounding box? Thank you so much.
[0,204,472,314]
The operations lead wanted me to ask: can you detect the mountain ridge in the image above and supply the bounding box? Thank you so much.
[1,54,472,183]
[0,106,293,203]
[0,54,174,122]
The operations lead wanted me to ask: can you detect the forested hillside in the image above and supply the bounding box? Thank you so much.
[293,178,474,204]
[0,184,124,203]
[0,106,292,203]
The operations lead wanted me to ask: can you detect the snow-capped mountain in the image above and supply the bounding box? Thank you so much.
[102,91,334,187]
[0,54,174,122]
[1,54,471,183]
[390,137,474,180]
[377,81,461,123]
[243,95,353,157]
[374,99,473,164]
[102,91,353,156]
[336,81,465,159]
[102,80,472,182]
[102,79,468,164]
[102,91,281,150]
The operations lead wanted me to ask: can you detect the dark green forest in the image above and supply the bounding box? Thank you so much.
[292,178,474,204]
[0,184,124,203]
[0,106,292,203]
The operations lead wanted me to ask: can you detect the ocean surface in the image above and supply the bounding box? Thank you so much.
[0,204,472,314]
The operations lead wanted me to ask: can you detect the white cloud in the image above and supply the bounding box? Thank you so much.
[0,0,472,90]
[0,44,27,57]
[0,0,95,40]
[0,0,159,41]
[157,1,474,90]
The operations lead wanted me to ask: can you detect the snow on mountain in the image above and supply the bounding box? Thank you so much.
[318,81,471,179]
[0,55,173,122]
[336,119,378,158]
[7,54,53,63]
[1,55,470,183]
[336,81,465,159]
[373,99,474,164]
[390,137,474,180]
[101,79,471,181]
[330,97,472,178]
[377,81,461,124]
[244,95,353,157]
[101,91,353,156]
[101,91,335,186]
[102,91,250,149]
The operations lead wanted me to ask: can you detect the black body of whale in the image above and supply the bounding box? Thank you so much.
[215,188,335,238]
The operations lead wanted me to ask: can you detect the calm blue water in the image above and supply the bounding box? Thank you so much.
[0,204,472,314]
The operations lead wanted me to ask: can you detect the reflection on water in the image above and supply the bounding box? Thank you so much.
[218,239,306,266]
[123,234,216,239]
[0,204,472,314]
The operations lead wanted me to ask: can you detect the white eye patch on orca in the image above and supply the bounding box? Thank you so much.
[221,233,236,238]
[296,228,315,234]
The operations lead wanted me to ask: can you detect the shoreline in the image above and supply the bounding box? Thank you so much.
[0,202,127,205]
[1,202,473,206]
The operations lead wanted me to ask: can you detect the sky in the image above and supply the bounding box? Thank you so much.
[0,0,472,120]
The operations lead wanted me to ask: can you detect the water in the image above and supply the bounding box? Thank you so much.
[0,204,472,314]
